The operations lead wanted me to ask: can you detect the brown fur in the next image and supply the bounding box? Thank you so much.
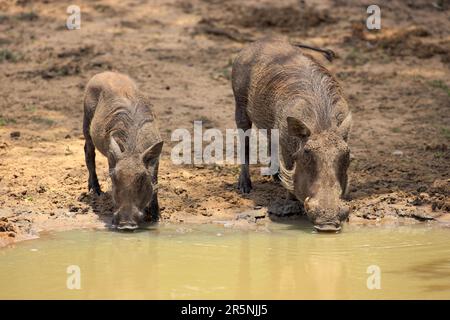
[83,72,163,230]
[232,36,352,231]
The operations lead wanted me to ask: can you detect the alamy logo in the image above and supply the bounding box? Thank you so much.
[66,5,81,30]
[66,265,81,290]
[366,5,381,30]
[171,121,280,175]
[366,265,381,290]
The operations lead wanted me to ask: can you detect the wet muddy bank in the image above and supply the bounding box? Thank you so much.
[1,201,449,248]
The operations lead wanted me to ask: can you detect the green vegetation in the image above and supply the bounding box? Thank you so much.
[429,80,450,97]
[16,11,39,21]
[0,49,18,62]
[441,127,450,140]
[434,151,444,159]
[0,117,17,126]
[344,48,369,66]
[0,15,9,23]
[24,105,37,112]
[0,38,11,46]
[31,116,55,126]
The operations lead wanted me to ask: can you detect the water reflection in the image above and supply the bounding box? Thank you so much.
[0,223,449,299]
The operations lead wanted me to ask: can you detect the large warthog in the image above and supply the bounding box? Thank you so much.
[232,37,352,232]
[83,72,163,230]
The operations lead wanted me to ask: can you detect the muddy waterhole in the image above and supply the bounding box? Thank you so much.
[0,222,449,299]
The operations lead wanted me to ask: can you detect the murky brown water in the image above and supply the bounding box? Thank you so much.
[0,222,449,299]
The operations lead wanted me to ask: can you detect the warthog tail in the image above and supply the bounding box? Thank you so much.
[293,43,336,62]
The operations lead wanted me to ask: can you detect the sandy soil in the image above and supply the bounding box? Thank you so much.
[0,0,449,246]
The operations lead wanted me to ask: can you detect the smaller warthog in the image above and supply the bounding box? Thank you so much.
[232,37,352,232]
[83,72,163,230]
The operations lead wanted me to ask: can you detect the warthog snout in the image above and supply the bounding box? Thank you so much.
[304,197,350,232]
[113,208,143,231]
[117,222,138,231]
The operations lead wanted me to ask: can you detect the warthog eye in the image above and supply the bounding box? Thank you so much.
[304,148,310,155]
[135,173,149,190]
[302,148,314,164]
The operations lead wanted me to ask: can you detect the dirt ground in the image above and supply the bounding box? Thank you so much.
[0,0,449,246]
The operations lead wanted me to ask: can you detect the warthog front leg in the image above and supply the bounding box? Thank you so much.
[83,113,101,195]
[84,137,101,195]
[236,110,252,193]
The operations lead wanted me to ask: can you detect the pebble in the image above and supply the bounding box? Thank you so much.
[10,131,20,139]
[268,199,304,217]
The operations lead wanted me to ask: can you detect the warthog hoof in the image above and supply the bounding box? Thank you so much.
[238,176,252,194]
[88,181,102,195]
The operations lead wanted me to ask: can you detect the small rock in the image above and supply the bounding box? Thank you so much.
[419,192,430,199]
[236,209,267,222]
[77,192,88,202]
[410,197,423,206]
[174,186,186,195]
[268,199,304,217]
[392,150,403,156]
[411,211,434,221]
[236,212,251,221]
[65,211,77,217]
[417,185,427,192]
[37,185,46,193]
[10,131,20,139]
[68,205,80,212]
[65,146,73,155]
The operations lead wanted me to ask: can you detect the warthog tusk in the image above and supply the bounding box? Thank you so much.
[278,149,295,192]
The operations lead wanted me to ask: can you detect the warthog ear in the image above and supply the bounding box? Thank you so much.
[142,141,164,168]
[287,117,311,138]
[109,136,123,165]
[337,112,352,141]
